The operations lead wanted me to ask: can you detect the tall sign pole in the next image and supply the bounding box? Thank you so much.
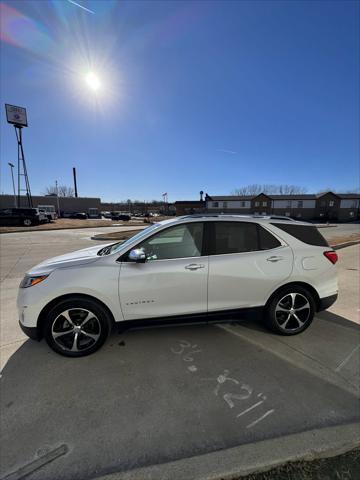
[5,104,32,208]
[73,167,78,197]
[8,163,16,207]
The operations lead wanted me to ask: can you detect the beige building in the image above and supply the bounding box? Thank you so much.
[0,194,101,215]
[205,192,360,221]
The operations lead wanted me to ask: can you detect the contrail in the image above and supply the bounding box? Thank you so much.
[67,0,95,14]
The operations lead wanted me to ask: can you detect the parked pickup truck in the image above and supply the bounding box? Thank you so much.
[38,205,57,221]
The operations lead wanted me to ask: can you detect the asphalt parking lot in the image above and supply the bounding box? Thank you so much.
[0,226,359,480]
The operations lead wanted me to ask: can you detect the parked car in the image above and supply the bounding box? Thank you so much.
[111,212,131,221]
[38,205,57,221]
[70,212,88,219]
[0,207,43,227]
[37,210,50,224]
[101,211,112,219]
[88,208,101,219]
[17,215,338,357]
[61,211,74,218]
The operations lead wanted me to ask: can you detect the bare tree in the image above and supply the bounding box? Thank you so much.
[44,185,75,197]
[232,184,307,196]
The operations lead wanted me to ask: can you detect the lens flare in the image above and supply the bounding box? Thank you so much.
[85,72,101,91]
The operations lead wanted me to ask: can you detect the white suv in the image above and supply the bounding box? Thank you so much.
[17,216,338,357]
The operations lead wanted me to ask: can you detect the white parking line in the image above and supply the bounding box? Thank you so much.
[335,344,360,372]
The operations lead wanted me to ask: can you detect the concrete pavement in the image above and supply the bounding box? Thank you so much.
[0,227,359,480]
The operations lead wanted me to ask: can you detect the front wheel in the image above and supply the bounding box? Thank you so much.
[43,297,111,357]
[265,286,316,335]
[23,218,32,226]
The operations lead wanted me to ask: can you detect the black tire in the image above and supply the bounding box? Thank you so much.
[43,297,111,357]
[265,285,316,336]
[23,218,32,226]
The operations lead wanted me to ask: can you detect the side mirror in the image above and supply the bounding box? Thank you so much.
[128,249,146,263]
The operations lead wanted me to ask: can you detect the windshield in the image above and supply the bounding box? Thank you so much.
[98,223,161,256]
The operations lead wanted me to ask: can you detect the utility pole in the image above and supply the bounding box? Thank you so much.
[55,180,61,217]
[8,162,16,207]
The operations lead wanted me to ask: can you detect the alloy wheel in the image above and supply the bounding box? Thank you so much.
[51,308,101,353]
[275,292,311,332]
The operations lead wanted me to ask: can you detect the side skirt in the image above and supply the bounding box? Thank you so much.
[115,307,264,334]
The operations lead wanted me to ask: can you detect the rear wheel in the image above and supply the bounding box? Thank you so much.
[265,286,316,335]
[43,297,111,357]
[23,218,32,226]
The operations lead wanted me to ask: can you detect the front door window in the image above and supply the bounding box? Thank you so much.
[136,223,204,261]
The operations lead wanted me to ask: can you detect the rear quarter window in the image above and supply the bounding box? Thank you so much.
[271,223,329,247]
[258,226,281,249]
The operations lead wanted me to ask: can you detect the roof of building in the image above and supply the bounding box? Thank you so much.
[336,193,360,199]
[269,194,318,200]
[210,196,254,201]
[206,192,360,201]
[174,200,204,204]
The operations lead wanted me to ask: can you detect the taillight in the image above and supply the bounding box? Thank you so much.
[324,250,338,264]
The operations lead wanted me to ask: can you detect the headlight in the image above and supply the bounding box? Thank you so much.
[20,274,49,288]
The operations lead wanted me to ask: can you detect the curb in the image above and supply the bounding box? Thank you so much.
[91,227,147,241]
[92,423,360,480]
[332,240,360,250]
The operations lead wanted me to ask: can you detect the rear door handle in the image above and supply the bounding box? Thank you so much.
[185,264,205,270]
[267,256,284,262]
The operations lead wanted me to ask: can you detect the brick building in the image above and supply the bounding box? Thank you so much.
[205,192,360,221]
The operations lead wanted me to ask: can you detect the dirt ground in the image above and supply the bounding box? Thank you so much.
[0,218,147,233]
[325,233,360,245]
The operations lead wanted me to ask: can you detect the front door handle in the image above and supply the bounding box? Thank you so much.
[267,256,284,262]
[185,264,205,270]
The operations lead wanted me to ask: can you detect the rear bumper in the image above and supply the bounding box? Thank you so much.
[19,321,40,341]
[318,293,338,312]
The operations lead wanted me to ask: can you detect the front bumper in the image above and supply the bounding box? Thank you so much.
[19,321,40,341]
[318,293,338,311]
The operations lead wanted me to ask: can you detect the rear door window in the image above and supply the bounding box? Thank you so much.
[0,209,12,216]
[213,222,259,254]
[271,223,328,246]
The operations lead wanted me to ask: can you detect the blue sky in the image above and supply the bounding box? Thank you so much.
[1,0,359,202]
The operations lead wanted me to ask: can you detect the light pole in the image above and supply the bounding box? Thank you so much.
[55,180,60,217]
[8,162,16,207]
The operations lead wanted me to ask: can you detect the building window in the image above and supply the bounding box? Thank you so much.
[261,211,266,215]
[255,201,260,207]
[350,211,354,216]
[262,201,267,207]
[297,213,302,218]
[241,201,246,207]
[285,212,290,216]
[321,201,326,207]
[287,200,291,208]
[223,202,227,208]
[329,200,334,207]
[213,202,218,208]
[297,201,303,208]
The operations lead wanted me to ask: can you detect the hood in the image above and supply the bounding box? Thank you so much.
[27,243,113,275]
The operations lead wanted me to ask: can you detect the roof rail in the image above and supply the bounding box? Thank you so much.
[179,214,298,221]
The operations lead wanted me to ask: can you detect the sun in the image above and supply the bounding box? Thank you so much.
[85,72,101,92]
